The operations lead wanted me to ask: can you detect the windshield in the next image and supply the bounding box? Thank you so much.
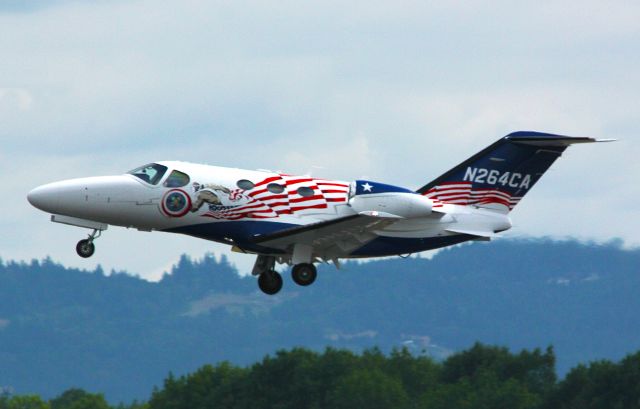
[128,163,168,185]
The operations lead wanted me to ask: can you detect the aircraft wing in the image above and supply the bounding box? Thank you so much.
[250,214,397,259]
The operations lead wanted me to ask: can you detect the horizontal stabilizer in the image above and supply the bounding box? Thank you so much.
[506,131,616,146]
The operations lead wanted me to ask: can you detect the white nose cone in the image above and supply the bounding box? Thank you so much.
[27,180,85,215]
[27,183,58,212]
[27,175,149,225]
[27,186,43,209]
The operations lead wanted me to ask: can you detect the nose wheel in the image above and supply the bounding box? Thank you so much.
[76,239,95,258]
[75,229,102,258]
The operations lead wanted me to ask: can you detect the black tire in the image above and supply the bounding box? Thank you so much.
[258,270,283,295]
[291,263,317,286]
[76,239,95,258]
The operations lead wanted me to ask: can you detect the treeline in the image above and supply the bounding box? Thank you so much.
[4,343,640,409]
[0,388,144,409]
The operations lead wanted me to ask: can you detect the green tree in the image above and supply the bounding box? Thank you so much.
[544,351,640,409]
[311,348,360,409]
[113,402,148,409]
[4,395,49,409]
[440,343,556,396]
[244,348,323,409]
[49,389,109,409]
[148,363,248,409]
[422,370,539,409]
[385,348,439,400]
[148,372,185,409]
[326,368,409,409]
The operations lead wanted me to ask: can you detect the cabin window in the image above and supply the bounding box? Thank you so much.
[164,170,190,188]
[237,179,255,190]
[267,183,285,194]
[128,163,168,185]
[297,186,314,197]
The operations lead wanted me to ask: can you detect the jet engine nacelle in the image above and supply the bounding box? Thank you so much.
[348,180,434,218]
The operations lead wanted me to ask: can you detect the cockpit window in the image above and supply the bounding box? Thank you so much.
[164,170,190,188]
[128,163,168,185]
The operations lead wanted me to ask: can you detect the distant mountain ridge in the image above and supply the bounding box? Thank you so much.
[0,238,639,403]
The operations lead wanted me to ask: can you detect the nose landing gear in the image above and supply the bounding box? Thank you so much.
[76,229,102,258]
[48,215,107,259]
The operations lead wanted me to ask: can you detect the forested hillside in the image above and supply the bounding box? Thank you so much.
[0,239,638,402]
[3,344,640,409]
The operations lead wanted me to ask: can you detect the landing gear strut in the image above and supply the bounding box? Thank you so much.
[252,255,283,295]
[291,263,317,286]
[76,229,101,258]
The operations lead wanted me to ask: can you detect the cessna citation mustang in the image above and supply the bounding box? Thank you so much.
[27,131,611,295]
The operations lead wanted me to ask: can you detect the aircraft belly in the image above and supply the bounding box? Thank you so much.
[163,220,300,252]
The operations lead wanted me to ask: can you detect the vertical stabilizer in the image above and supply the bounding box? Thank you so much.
[417,131,606,212]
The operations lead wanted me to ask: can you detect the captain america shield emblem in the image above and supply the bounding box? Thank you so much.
[161,189,192,217]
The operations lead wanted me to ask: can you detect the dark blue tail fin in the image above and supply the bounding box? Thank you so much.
[417,131,605,212]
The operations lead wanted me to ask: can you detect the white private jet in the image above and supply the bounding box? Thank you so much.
[27,131,611,295]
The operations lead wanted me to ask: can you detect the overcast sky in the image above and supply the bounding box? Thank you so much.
[1,0,638,280]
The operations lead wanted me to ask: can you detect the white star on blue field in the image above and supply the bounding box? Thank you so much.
[1,1,638,279]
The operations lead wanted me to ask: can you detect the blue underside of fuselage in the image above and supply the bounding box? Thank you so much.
[164,221,474,257]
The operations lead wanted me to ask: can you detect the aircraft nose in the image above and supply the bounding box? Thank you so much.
[27,184,57,212]
[27,175,144,219]
[27,179,87,215]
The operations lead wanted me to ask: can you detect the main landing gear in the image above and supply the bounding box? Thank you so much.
[75,229,102,258]
[258,270,283,295]
[252,256,319,295]
[291,263,317,286]
[252,255,283,295]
